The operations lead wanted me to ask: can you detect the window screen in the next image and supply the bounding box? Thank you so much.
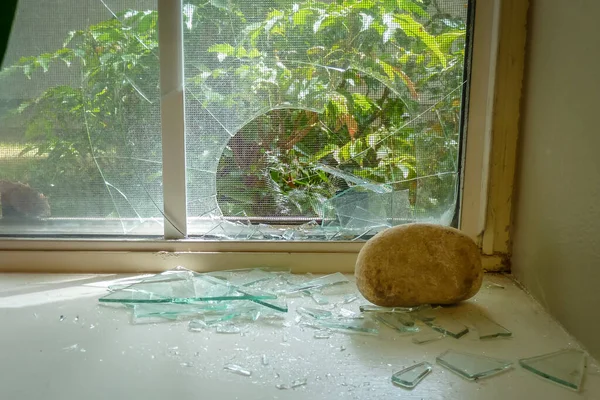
[183,0,470,239]
[0,0,163,235]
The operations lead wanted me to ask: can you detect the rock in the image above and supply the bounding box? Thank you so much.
[355,223,482,306]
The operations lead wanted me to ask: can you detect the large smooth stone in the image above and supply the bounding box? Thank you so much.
[355,223,482,306]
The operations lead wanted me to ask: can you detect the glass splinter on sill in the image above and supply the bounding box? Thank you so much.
[485,282,505,289]
[519,349,586,391]
[472,316,512,339]
[425,316,469,339]
[314,329,332,339]
[305,291,329,305]
[412,327,445,344]
[223,364,252,377]
[189,319,209,332]
[215,323,241,334]
[436,350,513,380]
[304,318,379,336]
[376,313,419,334]
[391,361,433,389]
[343,294,358,304]
[296,307,333,320]
[285,272,349,294]
[261,355,269,366]
[359,304,429,314]
[276,378,308,390]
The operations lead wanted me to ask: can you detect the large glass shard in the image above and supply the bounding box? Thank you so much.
[285,272,349,294]
[472,315,512,340]
[391,362,433,389]
[223,364,252,377]
[425,316,469,339]
[519,349,586,391]
[132,302,230,321]
[98,267,277,304]
[436,350,513,380]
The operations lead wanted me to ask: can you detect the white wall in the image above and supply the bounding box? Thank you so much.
[512,0,600,359]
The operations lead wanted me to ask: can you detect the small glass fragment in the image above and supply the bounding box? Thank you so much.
[314,330,332,339]
[375,313,417,332]
[308,291,330,305]
[425,316,469,339]
[188,319,208,332]
[224,364,252,377]
[485,282,505,289]
[336,308,361,319]
[62,344,79,351]
[303,318,379,336]
[472,316,512,339]
[519,349,586,391]
[296,307,333,320]
[359,304,428,313]
[412,328,445,344]
[391,361,433,388]
[180,362,194,367]
[59,315,65,321]
[436,350,513,380]
[215,324,241,334]
[285,272,349,294]
[276,378,307,390]
[340,345,346,352]
[261,354,269,366]
[343,294,358,304]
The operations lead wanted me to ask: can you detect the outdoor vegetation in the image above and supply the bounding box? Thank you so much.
[0,0,468,227]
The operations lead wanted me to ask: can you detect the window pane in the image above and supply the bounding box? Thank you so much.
[184,0,469,239]
[0,0,163,236]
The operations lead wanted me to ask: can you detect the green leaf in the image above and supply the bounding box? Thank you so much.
[436,31,465,53]
[395,14,446,67]
[396,0,429,18]
[207,43,235,56]
[293,9,313,26]
[376,59,395,80]
[37,54,52,73]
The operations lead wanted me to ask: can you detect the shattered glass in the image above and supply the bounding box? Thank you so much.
[359,304,429,314]
[391,361,433,388]
[296,307,333,320]
[285,272,349,294]
[375,313,419,334]
[411,326,445,344]
[471,315,512,340]
[436,350,513,380]
[300,317,379,336]
[424,315,469,339]
[519,349,586,391]
[182,0,468,239]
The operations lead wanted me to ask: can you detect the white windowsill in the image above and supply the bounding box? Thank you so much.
[0,273,598,399]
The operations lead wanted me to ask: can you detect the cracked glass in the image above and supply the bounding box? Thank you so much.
[183,0,469,239]
[0,0,164,235]
[0,0,470,239]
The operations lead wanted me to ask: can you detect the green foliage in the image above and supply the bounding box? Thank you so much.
[1,0,467,220]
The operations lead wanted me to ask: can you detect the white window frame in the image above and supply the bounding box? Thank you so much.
[0,0,528,273]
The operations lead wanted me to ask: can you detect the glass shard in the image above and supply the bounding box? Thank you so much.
[261,355,269,366]
[215,323,241,334]
[99,267,277,304]
[314,330,332,339]
[485,282,505,289]
[189,319,208,332]
[359,304,429,314]
[391,361,433,388]
[436,350,513,380]
[296,307,332,320]
[223,364,252,377]
[285,272,349,294]
[412,327,445,344]
[425,316,469,339]
[302,318,379,336]
[519,349,586,391]
[472,316,512,340]
[343,294,358,304]
[376,313,420,335]
[306,290,330,305]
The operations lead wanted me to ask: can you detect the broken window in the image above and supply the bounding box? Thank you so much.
[0,0,471,239]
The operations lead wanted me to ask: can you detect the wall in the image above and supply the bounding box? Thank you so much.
[512,0,600,359]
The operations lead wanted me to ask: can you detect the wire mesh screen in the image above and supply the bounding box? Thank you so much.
[0,0,164,235]
[184,0,470,239]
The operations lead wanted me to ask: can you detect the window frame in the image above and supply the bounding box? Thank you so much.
[0,0,528,273]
